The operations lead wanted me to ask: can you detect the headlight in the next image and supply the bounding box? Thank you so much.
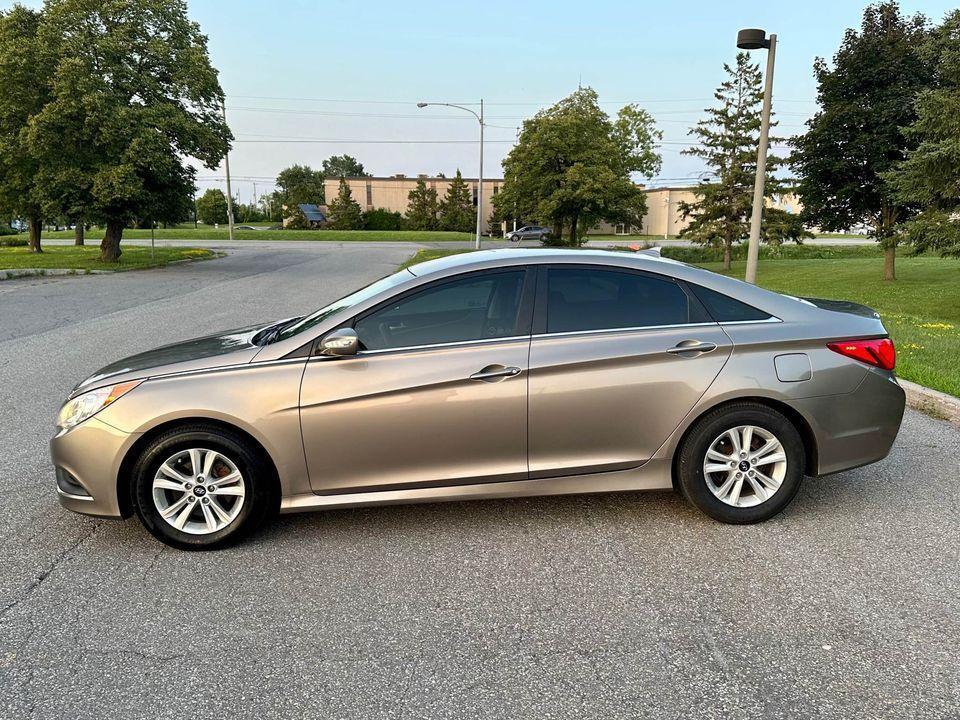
[57,380,142,431]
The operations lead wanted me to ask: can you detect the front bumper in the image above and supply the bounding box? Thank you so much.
[795,368,906,476]
[50,416,139,518]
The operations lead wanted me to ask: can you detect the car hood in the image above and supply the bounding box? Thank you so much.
[71,320,280,396]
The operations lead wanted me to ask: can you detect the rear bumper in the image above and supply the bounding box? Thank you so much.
[795,368,906,476]
[49,417,138,518]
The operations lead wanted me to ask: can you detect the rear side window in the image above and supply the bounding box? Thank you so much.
[545,267,691,333]
[690,284,771,322]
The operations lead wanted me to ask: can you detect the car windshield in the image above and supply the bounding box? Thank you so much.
[274,269,413,342]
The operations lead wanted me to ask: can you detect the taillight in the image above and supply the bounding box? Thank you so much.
[827,337,896,371]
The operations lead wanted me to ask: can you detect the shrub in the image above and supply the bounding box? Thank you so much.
[363,208,406,231]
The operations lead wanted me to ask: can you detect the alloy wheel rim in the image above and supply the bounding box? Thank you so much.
[152,448,246,535]
[702,425,787,508]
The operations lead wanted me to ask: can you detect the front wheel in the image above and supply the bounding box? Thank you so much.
[676,402,805,524]
[131,424,276,549]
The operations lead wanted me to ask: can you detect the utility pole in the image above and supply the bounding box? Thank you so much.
[476,98,484,250]
[737,28,777,285]
[221,100,235,241]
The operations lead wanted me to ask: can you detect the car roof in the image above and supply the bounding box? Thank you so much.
[405,247,815,322]
[406,248,681,277]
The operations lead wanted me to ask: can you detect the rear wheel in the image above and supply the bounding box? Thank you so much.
[676,403,805,524]
[132,425,275,549]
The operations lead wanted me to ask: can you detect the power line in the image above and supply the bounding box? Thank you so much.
[226,93,819,106]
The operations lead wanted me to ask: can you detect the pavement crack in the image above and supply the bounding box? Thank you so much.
[0,522,100,621]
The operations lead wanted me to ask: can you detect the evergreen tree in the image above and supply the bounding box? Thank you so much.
[327,178,363,230]
[405,179,439,230]
[438,170,475,233]
[679,53,782,270]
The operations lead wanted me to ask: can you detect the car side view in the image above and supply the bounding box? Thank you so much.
[505,225,551,242]
[51,249,906,549]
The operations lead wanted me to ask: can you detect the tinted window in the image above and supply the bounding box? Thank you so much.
[689,284,772,322]
[546,268,691,333]
[356,271,526,350]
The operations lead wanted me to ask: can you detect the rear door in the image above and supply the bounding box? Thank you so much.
[527,265,732,478]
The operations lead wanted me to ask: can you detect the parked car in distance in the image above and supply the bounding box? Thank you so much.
[506,225,550,242]
[51,248,905,549]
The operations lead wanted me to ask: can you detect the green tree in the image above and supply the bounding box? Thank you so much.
[322,154,369,178]
[790,2,934,280]
[887,10,960,257]
[678,53,783,269]
[405,179,439,230]
[495,88,661,246]
[30,0,231,262]
[0,6,53,253]
[276,165,325,220]
[438,170,475,232]
[196,189,229,226]
[327,178,363,230]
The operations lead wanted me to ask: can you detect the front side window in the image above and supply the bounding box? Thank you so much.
[545,267,691,333]
[355,270,527,351]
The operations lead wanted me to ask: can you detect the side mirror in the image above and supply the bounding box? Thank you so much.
[319,328,359,356]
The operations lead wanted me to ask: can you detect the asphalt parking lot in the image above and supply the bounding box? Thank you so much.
[1,243,958,719]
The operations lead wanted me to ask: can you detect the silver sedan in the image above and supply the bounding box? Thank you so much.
[51,249,905,549]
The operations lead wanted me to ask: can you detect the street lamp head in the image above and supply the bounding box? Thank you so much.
[737,28,771,50]
[416,102,429,108]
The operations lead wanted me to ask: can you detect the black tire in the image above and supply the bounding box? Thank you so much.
[676,402,805,524]
[131,424,276,550]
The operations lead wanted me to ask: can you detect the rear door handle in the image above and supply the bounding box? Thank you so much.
[469,365,522,382]
[666,340,718,356]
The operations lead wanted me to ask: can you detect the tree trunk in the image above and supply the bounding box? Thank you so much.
[74,222,85,246]
[569,214,579,247]
[883,245,896,281]
[722,240,731,270]
[552,220,563,244]
[28,217,42,253]
[100,220,124,262]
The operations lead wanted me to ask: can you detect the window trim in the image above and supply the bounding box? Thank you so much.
[330,266,536,355]
[532,264,712,337]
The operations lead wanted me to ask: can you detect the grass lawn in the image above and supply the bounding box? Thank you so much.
[400,248,960,397]
[708,257,960,398]
[0,245,217,273]
[33,228,476,242]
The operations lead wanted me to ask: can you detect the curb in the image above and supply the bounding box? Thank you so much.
[900,379,960,426]
[0,268,112,280]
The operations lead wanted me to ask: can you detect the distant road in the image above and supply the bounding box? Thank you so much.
[41,235,874,250]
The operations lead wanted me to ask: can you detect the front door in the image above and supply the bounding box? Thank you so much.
[300,268,534,494]
[528,265,732,477]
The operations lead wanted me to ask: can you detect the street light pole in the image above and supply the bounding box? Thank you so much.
[417,100,484,249]
[737,28,777,285]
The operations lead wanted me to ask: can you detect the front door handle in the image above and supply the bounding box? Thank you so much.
[666,340,718,356]
[469,365,522,382]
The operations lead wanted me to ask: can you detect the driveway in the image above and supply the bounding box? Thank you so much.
[0,243,957,719]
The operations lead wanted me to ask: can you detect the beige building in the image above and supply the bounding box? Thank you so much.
[637,187,803,238]
[324,175,504,232]
[325,175,802,237]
